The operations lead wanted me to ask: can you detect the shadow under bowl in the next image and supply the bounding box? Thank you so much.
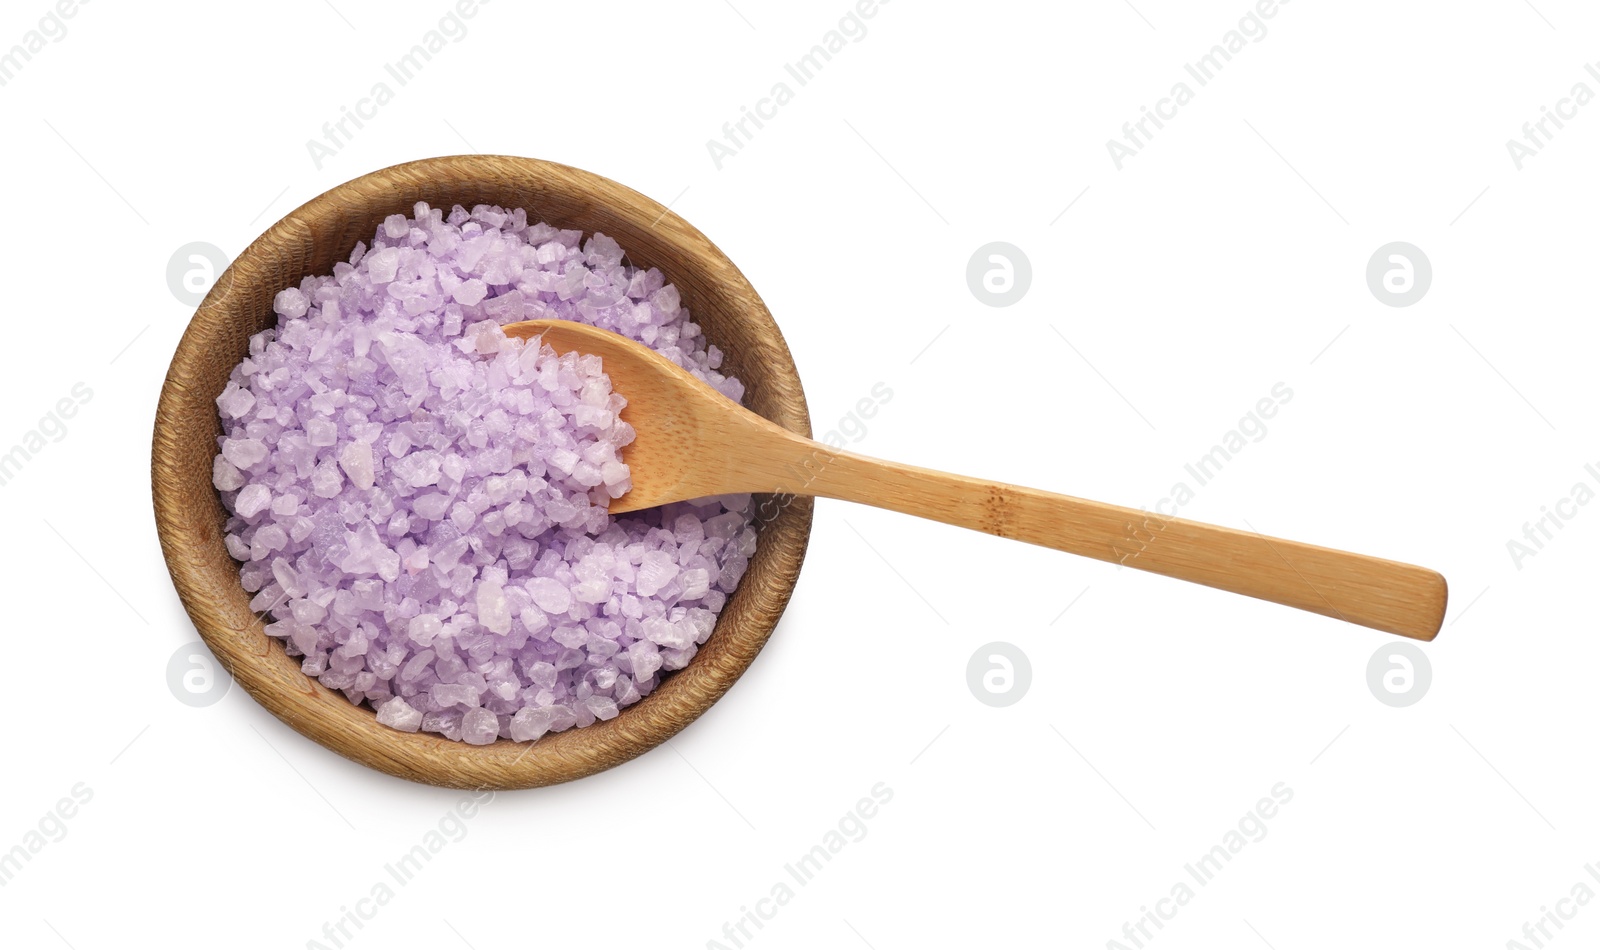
[151,154,813,789]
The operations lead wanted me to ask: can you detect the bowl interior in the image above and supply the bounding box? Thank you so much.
[152,155,812,789]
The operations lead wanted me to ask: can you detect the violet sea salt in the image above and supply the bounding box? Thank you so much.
[213,203,758,744]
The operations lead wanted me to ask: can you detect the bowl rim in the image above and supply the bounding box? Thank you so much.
[151,154,813,789]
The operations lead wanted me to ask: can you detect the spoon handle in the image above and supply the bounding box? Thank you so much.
[758,437,1445,640]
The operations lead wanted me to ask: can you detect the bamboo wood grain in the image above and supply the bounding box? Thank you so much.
[151,155,814,790]
[512,320,1448,641]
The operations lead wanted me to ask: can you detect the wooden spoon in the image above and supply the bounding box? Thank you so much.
[504,319,1447,640]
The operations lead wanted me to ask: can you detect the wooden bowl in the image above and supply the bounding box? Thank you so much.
[152,155,813,789]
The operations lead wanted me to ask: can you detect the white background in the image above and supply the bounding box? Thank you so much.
[1,1,1596,947]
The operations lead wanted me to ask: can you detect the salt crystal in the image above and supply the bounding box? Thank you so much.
[413,492,451,521]
[527,661,557,689]
[274,287,310,319]
[483,289,524,321]
[476,579,512,634]
[338,440,376,491]
[661,647,695,670]
[573,405,613,429]
[453,278,488,306]
[213,456,245,491]
[461,707,499,745]
[705,512,746,539]
[546,704,578,732]
[217,383,256,420]
[528,577,572,614]
[432,682,479,708]
[376,697,423,732]
[310,461,342,498]
[306,418,336,447]
[584,694,619,721]
[367,247,401,283]
[643,616,693,650]
[574,578,611,604]
[615,675,642,705]
[408,614,442,646]
[670,515,703,544]
[628,640,662,680]
[222,438,268,469]
[235,483,271,518]
[290,599,326,624]
[686,608,717,644]
[400,649,435,682]
[253,524,287,553]
[635,551,680,597]
[680,568,711,600]
[509,706,554,741]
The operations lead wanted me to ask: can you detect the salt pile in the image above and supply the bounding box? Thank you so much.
[213,202,758,743]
